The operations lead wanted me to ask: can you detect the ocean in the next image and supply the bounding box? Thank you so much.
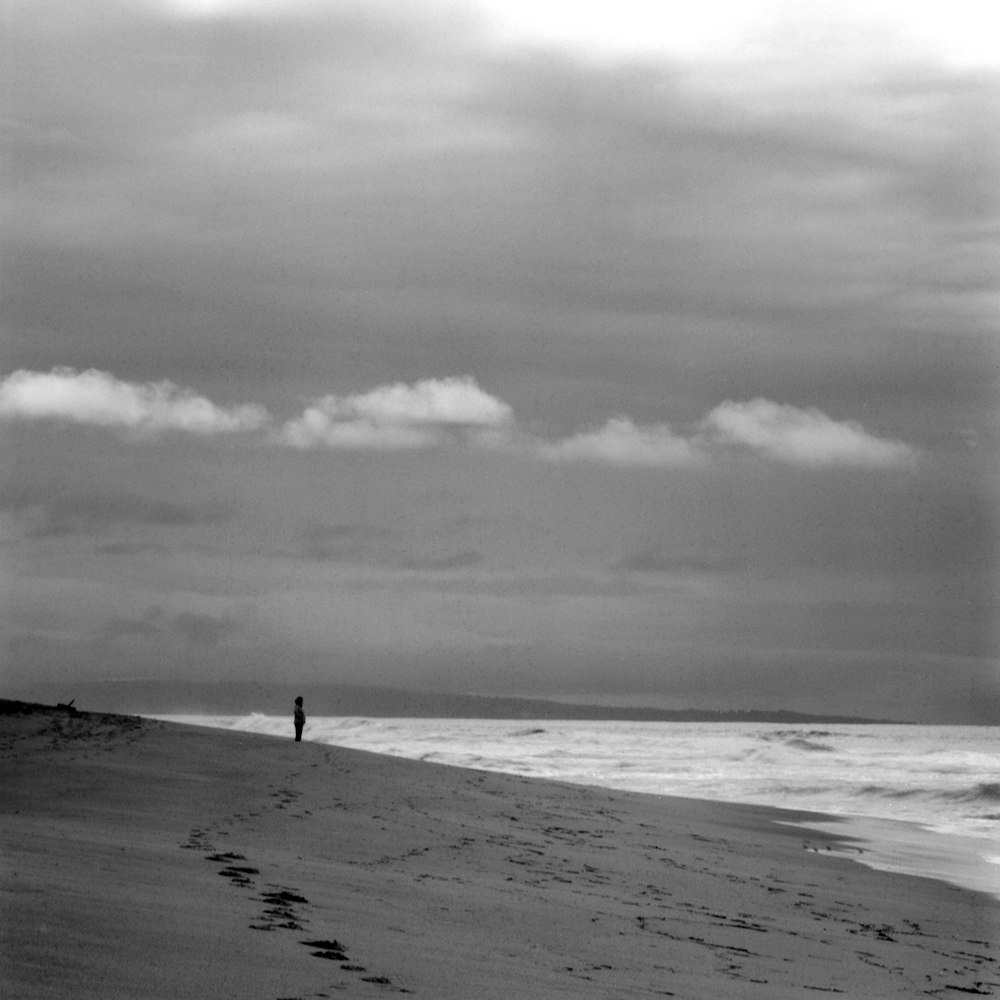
[153,716,999,899]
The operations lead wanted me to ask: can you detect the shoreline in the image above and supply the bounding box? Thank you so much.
[789,815,1000,903]
[3,707,997,998]
[151,711,1000,903]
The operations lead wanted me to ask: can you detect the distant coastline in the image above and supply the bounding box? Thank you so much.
[1,680,915,725]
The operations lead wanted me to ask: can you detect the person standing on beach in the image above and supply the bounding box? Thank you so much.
[293,696,305,742]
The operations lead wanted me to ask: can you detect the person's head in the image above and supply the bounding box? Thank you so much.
[294,696,303,706]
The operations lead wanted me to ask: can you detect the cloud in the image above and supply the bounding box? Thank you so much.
[0,368,270,437]
[280,376,514,450]
[535,417,703,467]
[401,550,485,571]
[702,399,919,469]
[616,551,749,574]
[295,522,483,570]
[297,523,388,563]
[172,611,241,647]
[94,608,241,648]
[280,413,438,451]
[1,489,234,538]
[95,541,169,556]
[532,402,917,470]
[98,616,162,642]
[1,365,919,470]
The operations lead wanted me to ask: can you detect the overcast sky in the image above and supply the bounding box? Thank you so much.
[3,0,998,721]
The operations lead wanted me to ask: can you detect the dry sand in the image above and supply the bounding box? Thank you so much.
[2,705,997,999]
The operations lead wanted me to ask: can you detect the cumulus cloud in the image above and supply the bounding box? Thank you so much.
[280,376,513,450]
[702,398,918,469]
[1,366,918,470]
[533,402,917,469]
[0,368,269,437]
[280,413,438,451]
[535,417,703,467]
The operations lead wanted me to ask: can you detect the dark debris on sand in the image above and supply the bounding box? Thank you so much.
[1,699,79,715]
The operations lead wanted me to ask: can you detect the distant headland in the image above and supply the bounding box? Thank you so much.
[4,680,907,725]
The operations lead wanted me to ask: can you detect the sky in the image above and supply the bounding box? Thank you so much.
[2,0,998,722]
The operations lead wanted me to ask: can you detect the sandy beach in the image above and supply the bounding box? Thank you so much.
[2,705,997,999]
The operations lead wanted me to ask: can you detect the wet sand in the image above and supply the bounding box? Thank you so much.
[2,705,997,998]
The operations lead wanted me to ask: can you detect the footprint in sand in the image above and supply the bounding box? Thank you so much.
[296,938,411,992]
[252,887,310,931]
[180,828,217,852]
[300,938,348,961]
[195,845,410,993]
[217,865,259,886]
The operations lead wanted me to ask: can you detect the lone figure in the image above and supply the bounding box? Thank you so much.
[293,696,306,742]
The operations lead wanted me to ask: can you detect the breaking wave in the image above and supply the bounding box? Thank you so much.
[854,783,1000,808]
[757,729,837,752]
[942,782,1000,803]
